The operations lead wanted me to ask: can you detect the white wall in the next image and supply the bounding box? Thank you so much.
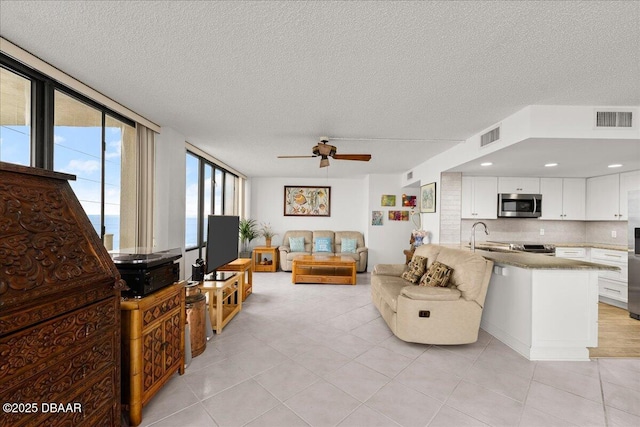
[366,174,419,267]
[249,176,367,247]
[249,174,418,270]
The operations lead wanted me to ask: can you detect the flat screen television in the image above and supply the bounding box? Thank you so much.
[205,215,239,280]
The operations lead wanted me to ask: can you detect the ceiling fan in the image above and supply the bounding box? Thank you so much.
[277,137,372,168]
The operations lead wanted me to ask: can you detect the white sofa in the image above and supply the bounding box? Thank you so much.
[371,244,493,345]
[278,230,368,272]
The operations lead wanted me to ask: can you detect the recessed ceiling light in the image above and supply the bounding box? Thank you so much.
[608,164,623,168]
[544,163,558,167]
[480,162,492,167]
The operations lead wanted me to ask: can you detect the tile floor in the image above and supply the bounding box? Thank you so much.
[134,272,640,427]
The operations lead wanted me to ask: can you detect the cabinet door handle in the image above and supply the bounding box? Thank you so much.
[604,254,622,259]
[604,287,621,293]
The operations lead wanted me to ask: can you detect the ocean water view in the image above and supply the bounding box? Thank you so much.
[84,215,200,250]
[88,214,120,250]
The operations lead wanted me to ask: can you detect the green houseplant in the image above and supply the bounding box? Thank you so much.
[258,222,277,247]
[238,218,258,257]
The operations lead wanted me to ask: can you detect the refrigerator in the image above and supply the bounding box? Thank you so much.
[629,190,640,320]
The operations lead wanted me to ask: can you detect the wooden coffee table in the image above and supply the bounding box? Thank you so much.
[291,255,357,285]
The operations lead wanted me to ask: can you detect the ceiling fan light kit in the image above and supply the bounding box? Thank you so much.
[278,137,372,168]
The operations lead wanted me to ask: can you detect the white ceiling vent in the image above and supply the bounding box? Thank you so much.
[406,171,413,180]
[595,110,633,128]
[480,126,500,147]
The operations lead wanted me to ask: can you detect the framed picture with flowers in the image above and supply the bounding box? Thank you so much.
[420,182,436,213]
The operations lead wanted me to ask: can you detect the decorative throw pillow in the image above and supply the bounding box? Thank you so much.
[341,238,357,253]
[419,261,453,287]
[315,237,332,252]
[289,236,305,252]
[401,255,427,284]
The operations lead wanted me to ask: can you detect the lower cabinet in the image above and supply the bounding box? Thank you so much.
[591,248,628,306]
[556,247,628,307]
[120,281,186,426]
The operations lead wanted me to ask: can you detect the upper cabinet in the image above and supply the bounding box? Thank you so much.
[540,178,586,220]
[462,176,498,219]
[498,177,540,194]
[586,171,640,220]
[619,170,640,220]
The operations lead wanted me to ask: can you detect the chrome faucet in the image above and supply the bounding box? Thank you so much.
[470,221,489,252]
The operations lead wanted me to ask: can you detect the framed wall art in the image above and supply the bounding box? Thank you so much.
[402,194,417,207]
[420,182,436,213]
[388,210,409,221]
[381,194,396,206]
[372,210,383,226]
[284,186,331,216]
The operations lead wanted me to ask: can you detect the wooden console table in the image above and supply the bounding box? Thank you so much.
[253,246,278,272]
[199,273,242,334]
[219,258,252,300]
[120,281,186,426]
[292,255,357,285]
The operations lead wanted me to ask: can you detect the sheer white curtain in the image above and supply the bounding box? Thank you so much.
[136,124,155,249]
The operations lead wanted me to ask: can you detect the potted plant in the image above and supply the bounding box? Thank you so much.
[238,218,258,257]
[259,222,277,247]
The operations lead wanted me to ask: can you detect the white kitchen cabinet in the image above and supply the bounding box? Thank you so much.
[591,248,628,306]
[619,170,640,220]
[461,176,498,219]
[586,174,620,220]
[498,177,540,194]
[555,247,589,260]
[540,178,586,220]
[587,171,640,221]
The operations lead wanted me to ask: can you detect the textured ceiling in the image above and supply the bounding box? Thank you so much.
[1,1,639,178]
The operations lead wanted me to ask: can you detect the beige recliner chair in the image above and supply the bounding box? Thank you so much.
[371,244,493,345]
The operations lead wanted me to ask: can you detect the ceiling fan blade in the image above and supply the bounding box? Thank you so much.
[277,155,317,159]
[332,154,372,161]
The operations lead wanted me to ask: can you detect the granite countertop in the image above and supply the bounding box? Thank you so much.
[441,243,620,270]
[475,249,620,270]
[553,242,628,251]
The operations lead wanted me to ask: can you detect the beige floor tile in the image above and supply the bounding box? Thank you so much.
[365,380,442,427]
[427,405,489,427]
[245,404,310,427]
[525,381,606,426]
[447,380,524,426]
[285,380,360,426]
[254,361,320,401]
[201,379,280,427]
[324,360,391,402]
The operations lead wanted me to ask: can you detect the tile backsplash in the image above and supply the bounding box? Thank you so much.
[460,219,628,246]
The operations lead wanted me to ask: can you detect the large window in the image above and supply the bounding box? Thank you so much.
[1,55,136,250]
[0,67,31,166]
[185,150,239,253]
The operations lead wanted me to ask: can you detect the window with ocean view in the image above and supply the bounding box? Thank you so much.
[52,90,135,251]
[2,53,138,252]
[185,150,239,254]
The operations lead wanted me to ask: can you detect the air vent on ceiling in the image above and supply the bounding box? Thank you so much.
[595,110,633,128]
[480,126,500,147]
[407,171,413,180]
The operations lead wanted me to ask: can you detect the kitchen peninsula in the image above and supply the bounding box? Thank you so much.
[474,248,618,361]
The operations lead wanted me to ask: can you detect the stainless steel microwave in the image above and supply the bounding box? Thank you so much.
[498,193,542,218]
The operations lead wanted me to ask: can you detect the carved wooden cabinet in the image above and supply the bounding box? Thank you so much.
[120,281,185,426]
[0,162,124,427]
